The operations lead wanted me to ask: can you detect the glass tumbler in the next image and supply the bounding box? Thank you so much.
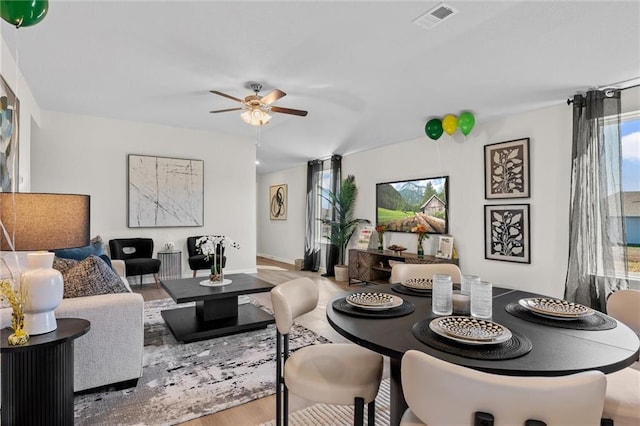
[471,280,492,319]
[461,274,480,295]
[432,274,453,316]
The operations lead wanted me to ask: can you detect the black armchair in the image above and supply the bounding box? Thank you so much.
[187,236,226,278]
[109,238,161,287]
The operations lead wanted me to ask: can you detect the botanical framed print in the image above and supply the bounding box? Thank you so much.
[484,138,530,199]
[270,184,287,220]
[484,204,530,264]
[0,75,19,192]
[128,154,204,227]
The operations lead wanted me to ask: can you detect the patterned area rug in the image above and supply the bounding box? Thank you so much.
[74,297,329,425]
[258,379,391,426]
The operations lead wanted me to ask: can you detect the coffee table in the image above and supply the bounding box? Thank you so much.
[160,273,275,343]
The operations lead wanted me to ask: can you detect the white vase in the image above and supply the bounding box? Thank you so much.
[22,252,63,335]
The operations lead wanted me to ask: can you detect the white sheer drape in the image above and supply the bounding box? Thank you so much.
[565,90,628,311]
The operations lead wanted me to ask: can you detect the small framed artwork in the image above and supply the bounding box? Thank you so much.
[436,236,454,259]
[270,184,287,220]
[484,204,530,264]
[484,137,530,199]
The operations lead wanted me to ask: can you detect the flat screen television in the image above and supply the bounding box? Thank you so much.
[376,175,449,234]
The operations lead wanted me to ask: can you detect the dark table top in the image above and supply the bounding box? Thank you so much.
[161,273,274,304]
[1,318,90,352]
[326,285,640,376]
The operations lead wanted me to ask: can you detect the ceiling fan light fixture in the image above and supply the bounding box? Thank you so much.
[241,107,271,126]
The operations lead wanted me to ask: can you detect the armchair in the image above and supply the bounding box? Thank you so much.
[187,236,226,277]
[109,238,161,287]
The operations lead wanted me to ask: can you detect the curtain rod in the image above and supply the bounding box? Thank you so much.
[566,78,640,105]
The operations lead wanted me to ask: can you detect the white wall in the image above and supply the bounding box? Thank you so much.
[31,111,257,278]
[256,164,306,264]
[346,103,573,297]
[258,102,578,297]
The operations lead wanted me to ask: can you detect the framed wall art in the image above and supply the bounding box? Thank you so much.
[484,137,530,199]
[270,184,287,220]
[484,204,530,264]
[0,75,19,192]
[128,154,204,227]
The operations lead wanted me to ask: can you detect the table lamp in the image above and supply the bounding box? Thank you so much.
[0,193,90,334]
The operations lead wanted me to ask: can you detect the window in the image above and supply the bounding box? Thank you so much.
[620,112,640,283]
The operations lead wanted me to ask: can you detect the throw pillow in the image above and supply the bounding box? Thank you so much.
[52,235,105,261]
[61,255,129,299]
[53,256,79,275]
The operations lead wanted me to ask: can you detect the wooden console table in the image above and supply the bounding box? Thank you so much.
[348,249,459,286]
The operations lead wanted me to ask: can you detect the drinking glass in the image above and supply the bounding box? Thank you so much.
[470,280,492,319]
[461,274,479,295]
[432,274,452,316]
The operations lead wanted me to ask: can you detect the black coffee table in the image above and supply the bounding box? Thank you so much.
[160,273,275,343]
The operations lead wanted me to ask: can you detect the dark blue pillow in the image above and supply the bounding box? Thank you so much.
[53,239,104,261]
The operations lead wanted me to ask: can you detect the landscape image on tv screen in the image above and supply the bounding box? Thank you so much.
[376,176,448,234]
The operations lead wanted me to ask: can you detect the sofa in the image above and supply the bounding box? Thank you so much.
[1,256,144,392]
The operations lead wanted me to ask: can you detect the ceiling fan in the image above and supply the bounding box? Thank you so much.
[210,83,308,126]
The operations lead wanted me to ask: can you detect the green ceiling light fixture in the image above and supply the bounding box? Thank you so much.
[0,0,49,28]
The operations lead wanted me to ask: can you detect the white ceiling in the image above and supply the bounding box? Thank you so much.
[2,1,639,174]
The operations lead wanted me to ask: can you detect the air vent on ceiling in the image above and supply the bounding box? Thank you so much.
[412,2,458,30]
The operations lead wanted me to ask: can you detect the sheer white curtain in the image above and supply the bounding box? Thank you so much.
[565,89,628,311]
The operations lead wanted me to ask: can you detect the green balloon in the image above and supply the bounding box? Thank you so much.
[1,0,48,27]
[458,111,476,136]
[425,118,443,141]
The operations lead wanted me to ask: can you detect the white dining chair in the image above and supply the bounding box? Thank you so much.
[602,289,640,426]
[271,277,383,426]
[400,349,607,426]
[390,263,462,284]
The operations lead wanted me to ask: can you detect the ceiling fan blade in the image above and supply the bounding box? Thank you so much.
[209,107,244,113]
[260,89,286,106]
[270,106,308,117]
[210,90,243,103]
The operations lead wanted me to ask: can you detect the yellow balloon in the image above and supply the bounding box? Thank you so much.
[442,114,458,135]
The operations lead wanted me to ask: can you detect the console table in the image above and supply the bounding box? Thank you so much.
[1,318,90,426]
[348,249,459,285]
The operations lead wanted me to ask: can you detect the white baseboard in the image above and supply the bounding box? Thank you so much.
[256,253,296,266]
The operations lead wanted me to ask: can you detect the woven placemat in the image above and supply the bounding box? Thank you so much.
[505,303,617,331]
[412,319,532,360]
[391,283,432,297]
[332,298,415,319]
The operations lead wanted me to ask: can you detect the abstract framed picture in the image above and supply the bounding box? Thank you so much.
[128,154,204,227]
[484,204,530,264]
[269,184,287,220]
[484,138,530,199]
[0,75,19,192]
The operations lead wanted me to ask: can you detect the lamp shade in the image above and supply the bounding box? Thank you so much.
[0,193,90,251]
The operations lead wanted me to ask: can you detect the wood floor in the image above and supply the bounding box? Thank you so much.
[131,257,381,426]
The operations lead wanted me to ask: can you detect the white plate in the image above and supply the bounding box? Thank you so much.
[429,317,512,345]
[519,298,594,318]
[346,293,403,310]
[401,278,432,291]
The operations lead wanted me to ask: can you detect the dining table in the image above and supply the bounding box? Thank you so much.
[326,284,640,426]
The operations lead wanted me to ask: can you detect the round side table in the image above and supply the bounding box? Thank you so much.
[158,250,182,280]
[1,318,90,426]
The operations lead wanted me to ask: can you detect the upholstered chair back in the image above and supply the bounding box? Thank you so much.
[607,289,640,336]
[271,277,319,335]
[109,238,154,260]
[401,350,606,426]
[390,263,462,284]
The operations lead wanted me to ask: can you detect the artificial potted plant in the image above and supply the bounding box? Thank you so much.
[320,174,370,282]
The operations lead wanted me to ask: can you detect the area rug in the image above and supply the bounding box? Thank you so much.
[74,297,329,425]
[258,379,391,426]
